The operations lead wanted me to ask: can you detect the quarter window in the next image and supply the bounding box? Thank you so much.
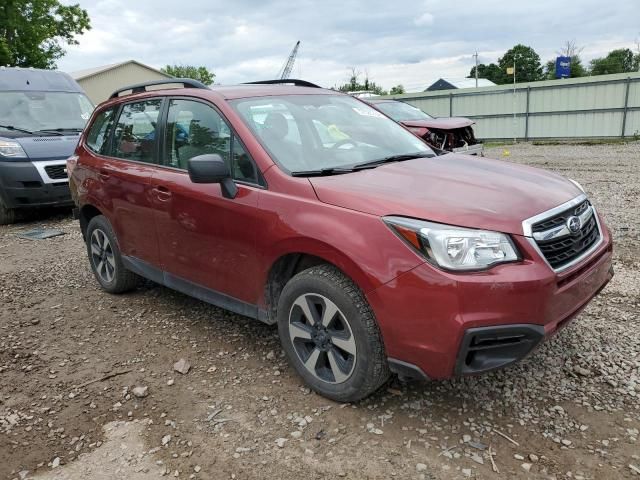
[85,108,115,155]
[112,99,162,164]
[164,99,262,185]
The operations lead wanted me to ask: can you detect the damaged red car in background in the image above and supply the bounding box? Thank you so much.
[367,99,483,156]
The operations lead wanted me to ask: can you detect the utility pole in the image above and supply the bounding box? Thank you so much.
[512,56,517,144]
[473,51,479,88]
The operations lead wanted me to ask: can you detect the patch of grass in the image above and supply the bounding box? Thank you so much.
[482,138,640,148]
[531,138,636,146]
[482,141,512,148]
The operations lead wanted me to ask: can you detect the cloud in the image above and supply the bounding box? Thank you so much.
[58,0,640,92]
[414,12,434,26]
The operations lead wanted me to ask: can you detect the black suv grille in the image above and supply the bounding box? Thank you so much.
[44,164,68,180]
[533,200,600,269]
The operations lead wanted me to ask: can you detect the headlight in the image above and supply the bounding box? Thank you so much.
[0,140,27,158]
[385,216,519,271]
[568,178,585,193]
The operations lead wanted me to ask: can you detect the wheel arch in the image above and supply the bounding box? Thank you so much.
[78,204,104,239]
[263,240,380,323]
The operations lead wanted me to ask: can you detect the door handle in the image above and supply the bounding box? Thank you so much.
[98,169,111,180]
[153,185,172,200]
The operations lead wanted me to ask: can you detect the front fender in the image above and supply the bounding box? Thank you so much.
[257,189,426,306]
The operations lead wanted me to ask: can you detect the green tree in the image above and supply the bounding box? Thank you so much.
[337,68,388,96]
[161,65,215,85]
[468,63,505,84]
[589,48,638,75]
[389,84,405,95]
[498,44,544,83]
[0,0,91,68]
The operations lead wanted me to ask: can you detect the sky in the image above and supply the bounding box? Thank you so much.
[58,0,640,92]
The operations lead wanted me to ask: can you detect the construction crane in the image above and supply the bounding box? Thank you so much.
[278,41,300,79]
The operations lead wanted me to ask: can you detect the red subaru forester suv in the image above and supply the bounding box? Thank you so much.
[69,79,613,402]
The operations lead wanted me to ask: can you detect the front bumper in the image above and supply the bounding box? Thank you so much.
[367,221,613,380]
[451,143,483,156]
[0,160,72,209]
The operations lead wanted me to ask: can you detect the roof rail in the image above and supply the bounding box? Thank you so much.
[243,79,321,88]
[109,78,209,99]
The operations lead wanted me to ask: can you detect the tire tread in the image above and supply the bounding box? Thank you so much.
[281,264,390,402]
[0,197,16,226]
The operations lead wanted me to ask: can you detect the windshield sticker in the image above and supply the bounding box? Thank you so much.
[352,107,384,118]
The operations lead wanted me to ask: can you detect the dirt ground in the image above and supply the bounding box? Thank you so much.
[1,142,639,480]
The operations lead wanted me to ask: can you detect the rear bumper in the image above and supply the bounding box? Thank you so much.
[368,224,613,380]
[0,160,72,209]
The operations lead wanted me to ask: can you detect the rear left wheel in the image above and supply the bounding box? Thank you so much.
[86,215,140,293]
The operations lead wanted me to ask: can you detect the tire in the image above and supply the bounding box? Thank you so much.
[0,196,16,225]
[86,215,140,293]
[277,265,390,402]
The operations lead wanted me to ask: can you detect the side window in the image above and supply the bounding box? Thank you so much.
[164,99,230,170]
[112,99,161,163]
[231,138,261,185]
[165,99,262,185]
[85,108,115,155]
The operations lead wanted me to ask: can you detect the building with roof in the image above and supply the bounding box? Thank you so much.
[425,77,496,92]
[69,60,173,104]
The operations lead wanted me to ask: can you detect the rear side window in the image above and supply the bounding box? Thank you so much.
[85,108,115,155]
[112,99,162,164]
[164,99,263,185]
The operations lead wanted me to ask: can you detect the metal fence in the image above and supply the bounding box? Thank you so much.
[386,72,640,140]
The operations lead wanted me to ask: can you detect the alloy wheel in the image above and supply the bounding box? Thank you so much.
[90,228,115,283]
[288,293,357,384]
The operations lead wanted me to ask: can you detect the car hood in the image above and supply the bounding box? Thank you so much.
[12,135,80,160]
[309,155,582,236]
[400,117,475,130]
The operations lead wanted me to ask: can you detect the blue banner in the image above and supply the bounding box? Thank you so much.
[556,56,571,79]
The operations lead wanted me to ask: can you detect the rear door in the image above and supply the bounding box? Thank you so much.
[97,98,164,266]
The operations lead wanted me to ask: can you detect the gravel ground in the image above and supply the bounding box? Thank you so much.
[1,142,639,480]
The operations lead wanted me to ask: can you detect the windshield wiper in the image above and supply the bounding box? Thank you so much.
[38,127,84,133]
[34,128,75,136]
[291,167,355,177]
[0,124,34,135]
[350,152,434,170]
[290,152,435,177]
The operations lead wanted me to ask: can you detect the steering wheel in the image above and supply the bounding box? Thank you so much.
[331,139,358,149]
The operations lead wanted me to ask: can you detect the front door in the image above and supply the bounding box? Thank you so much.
[152,98,265,309]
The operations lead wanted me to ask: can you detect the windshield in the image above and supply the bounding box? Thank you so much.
[231,95,432,174]
[0,91,94,134]
[374,101,433,121]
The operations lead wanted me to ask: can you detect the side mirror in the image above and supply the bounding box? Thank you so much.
[187,154,238,199]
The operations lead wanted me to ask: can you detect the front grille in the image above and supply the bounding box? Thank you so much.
[532,200,589,232]
[532,200,600,269]
[44,164,68,180]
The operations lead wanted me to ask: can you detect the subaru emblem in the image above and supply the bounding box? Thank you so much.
[566,216,581,234]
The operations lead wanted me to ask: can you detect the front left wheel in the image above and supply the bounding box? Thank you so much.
[277,265,390,402]
[86,215,140,293]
